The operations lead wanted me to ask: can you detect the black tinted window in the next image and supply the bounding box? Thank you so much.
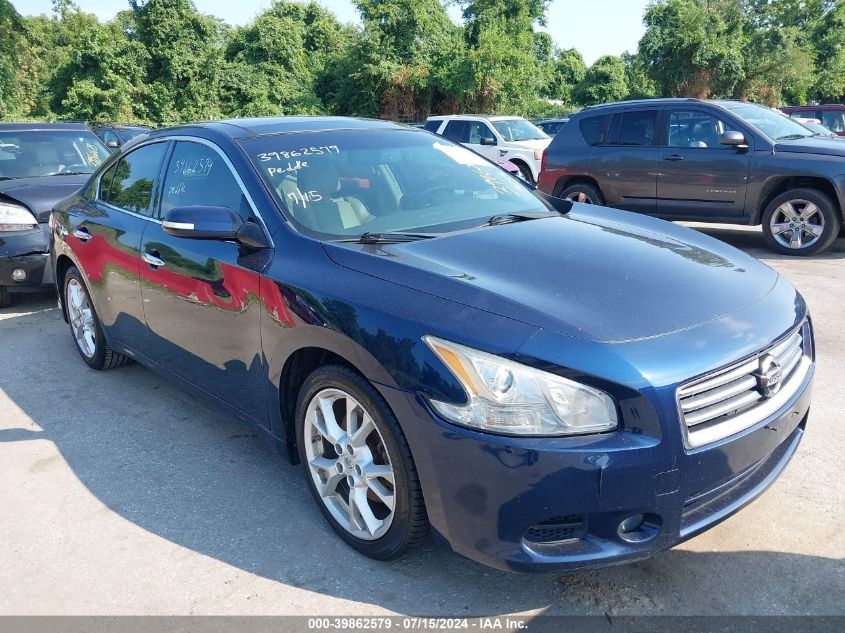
[443,120,470,143]
[423,120,441,132]
[161,142,249,218]
[98,161,119,201]
[616,110,657,146]
[579,115,610,146]
[108,142,167,216]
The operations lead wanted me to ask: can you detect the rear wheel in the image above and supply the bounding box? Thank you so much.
[560,182,604,206]
[0,286,11,309]
[295,365,428,559]
[761,188,841,255]
[63,266,131,370]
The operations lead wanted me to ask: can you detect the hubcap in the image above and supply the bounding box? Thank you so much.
[304,388,396,540]
[66,278,96,358]
[770,199,824,250]
[566,191,594,204]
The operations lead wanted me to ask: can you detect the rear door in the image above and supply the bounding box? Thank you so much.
[588,108,659,213]
[138,139,269,423]
[656,108,751,219]
[66,141,169,344]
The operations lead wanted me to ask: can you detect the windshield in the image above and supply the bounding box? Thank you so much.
[0,130,109,178]
[118,127,150,143]
[242,129,549,239]
[491,119,549,142]
[726,104,814,141]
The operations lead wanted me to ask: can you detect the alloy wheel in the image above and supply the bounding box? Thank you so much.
[66,278,96,358]
[303,388,396,540]
[769,199,825,250]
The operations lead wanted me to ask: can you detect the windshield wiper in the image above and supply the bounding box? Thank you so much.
[485,211,559,226]
[51,171,91,176]
[0,176,17,181]
[775,134,811,141]
[337,231,440,244]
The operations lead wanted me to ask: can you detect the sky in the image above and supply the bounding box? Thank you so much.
[11,0,649,65]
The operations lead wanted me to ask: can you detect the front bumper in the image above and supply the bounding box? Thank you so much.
[0,223,52,290]
[377,363,813,573]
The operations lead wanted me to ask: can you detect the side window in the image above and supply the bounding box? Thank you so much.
[616,110,657,146]
[102,131,119,146]
[467,121,495,144]
[423,120,441,132]
[108,143,167,216]
[161,141,250,219]
[668,111,734,148]
[442,120,470,143]
[579,114,611,146]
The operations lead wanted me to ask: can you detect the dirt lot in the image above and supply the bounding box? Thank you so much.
[1,224,843,617]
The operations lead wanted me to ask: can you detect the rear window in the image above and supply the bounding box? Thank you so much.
[579,115,610,146]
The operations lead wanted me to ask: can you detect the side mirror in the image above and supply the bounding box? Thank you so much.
[162,206,269,248]
[106,140,119,149]
[720,131,748,149]
[479,136,497,146]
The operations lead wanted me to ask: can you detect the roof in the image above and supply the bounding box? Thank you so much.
[143,116,405,140]
[580,98,762,112]
[426,114,522,121]
[92,124,152,131]
[0,122,90,131]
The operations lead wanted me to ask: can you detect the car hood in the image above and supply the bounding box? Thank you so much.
[0,174,89,222]
[506,138,551,150]
[323,206,780,344]
[774,135,845,157]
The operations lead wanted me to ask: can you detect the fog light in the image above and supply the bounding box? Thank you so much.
[617,513,661,544]
[11,268,26,281]
[619,514,644,534]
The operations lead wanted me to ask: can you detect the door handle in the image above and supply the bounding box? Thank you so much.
[663,154,684,161]
[142,251,165,269]
[73,227,93,242]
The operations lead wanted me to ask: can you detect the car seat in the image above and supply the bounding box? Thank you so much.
[295,162,373,233]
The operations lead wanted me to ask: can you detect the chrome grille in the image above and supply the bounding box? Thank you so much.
[677,323,811,448]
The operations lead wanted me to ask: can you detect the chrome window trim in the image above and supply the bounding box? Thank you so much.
[675,321,811,450]
[92,135,274,247]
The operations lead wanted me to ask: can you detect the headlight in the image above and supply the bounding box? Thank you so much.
[0,201,37,232]
[423,336,618,436]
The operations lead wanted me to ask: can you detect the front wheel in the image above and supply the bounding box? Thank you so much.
[761,188,841,255]
[295,365,429,559]
[63,266,131,370]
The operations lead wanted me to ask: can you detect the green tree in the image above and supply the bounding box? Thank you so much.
[637,0,745,98]
[130,0,224,123]
[544,48,586,103]
[572,55,628,105]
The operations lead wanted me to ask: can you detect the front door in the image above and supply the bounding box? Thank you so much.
[656,108,752,218]
[139,139,268,423]
[66,141,169,344]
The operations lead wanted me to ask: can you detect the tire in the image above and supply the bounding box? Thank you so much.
[0,286,12,309]
[295,364,429,560]
[514,162,534,184]
[761,188,841,256]
[560,182,604,206]
[63,266,131,370]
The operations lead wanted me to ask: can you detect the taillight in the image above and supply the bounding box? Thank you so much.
[540,149,547,175]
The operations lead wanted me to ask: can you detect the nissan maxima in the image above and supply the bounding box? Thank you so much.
[51,117,814,571]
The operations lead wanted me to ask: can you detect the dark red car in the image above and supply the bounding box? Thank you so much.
[781,105,845,136]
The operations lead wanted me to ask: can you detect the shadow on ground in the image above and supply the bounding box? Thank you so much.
[2,295,843,616]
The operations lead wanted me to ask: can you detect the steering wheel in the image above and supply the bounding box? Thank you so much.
[402,186,454,210]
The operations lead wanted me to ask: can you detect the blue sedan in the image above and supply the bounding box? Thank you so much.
[51,117,813,571]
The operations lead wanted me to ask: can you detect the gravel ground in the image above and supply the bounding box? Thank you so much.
[0,224,842,617]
